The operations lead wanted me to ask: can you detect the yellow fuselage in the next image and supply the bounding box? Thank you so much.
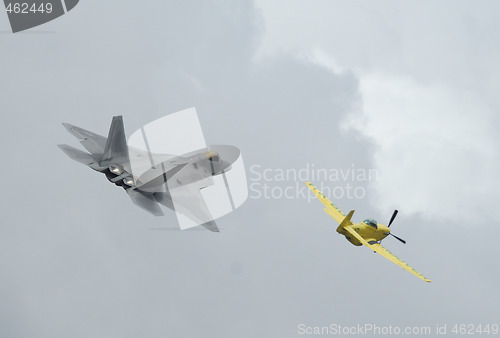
[337,222,390,246]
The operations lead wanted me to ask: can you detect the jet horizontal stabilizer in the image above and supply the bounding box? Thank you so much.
[57,144,96,165]
[200,220,220,232]
[62,123,107,156]
[127,189,164,216]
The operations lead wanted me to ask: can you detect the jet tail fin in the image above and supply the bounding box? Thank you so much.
[101,116,130,166]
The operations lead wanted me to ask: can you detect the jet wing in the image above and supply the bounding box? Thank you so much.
[343,226,431,282]
[306,182,347,224]
[168,180,220,232]
[152,190,220,232]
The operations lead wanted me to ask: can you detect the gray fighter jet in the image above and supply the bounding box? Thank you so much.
[58,116,241,232]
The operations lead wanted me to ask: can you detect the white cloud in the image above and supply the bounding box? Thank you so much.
[345,73,499,223]
[256,0,500,224]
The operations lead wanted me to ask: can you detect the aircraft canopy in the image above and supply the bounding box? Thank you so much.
[363,219,378,228]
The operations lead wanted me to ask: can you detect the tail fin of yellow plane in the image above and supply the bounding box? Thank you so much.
[337,210,354,232]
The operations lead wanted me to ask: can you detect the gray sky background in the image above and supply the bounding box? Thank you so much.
[0,1,499,337]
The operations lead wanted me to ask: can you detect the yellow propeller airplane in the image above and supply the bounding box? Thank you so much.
[306,182,431,282]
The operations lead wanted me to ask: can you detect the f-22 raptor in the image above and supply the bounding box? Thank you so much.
[58,116,240,232]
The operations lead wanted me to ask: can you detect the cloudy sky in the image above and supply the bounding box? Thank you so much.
[1,1,499,337]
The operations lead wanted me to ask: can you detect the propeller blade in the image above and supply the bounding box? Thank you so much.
[389,232,406,244]
[388,209,398,227]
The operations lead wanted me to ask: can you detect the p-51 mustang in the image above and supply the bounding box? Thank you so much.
[306,182,431,282]
[58,115,242,232]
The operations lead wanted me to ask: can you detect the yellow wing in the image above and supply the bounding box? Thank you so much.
[306,182,347,224]
[344,226,431,282]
